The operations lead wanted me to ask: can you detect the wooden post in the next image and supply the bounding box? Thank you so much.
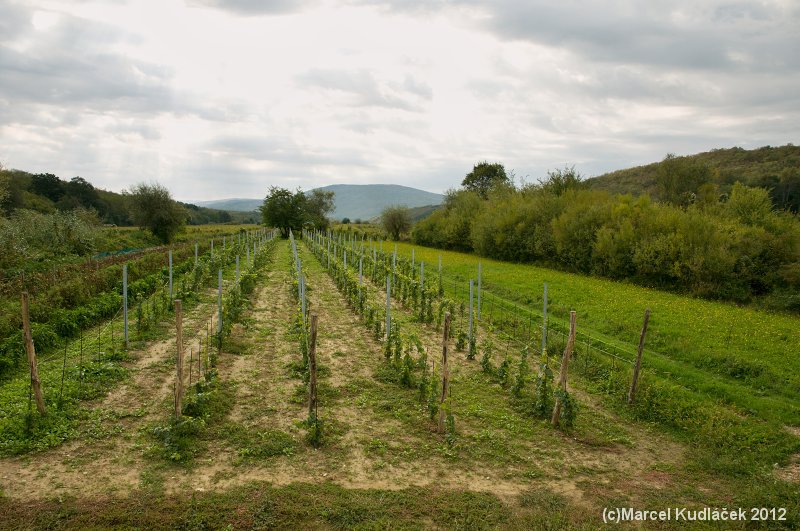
[628,309,651,404]
[438,312,451,433]
[21,292,46,415]
[308,313,318,418]
[552,311,577,426]
[174,300,184,418]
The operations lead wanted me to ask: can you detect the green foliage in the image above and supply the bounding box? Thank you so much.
[496,356,511,388]
[304,413,324,448]
[461,161,511,198]
[553,389,577,429]
[591,145,800,212]
[0,208,101,270]
[415,177,800,304]
[152,371,233,462]
[533,351,553,418]
[126,182,188,243]
[412,190,482,251]
[538,166,587,196]
[260,187,334,238]
[152,415,207,462]
[467,334,477,360]
[511,346,530,397]
[426,376,440,420]
[399,352,415,388]
[655,153,715,206]
[235,428,296,459]
[726,182,774,226]
[381,205,412,240]
[455,330,467,352]
[480,338,494,375]
[443,400,456,447]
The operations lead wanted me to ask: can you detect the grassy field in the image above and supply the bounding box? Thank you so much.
[0,235,798,528]
[385,240,800,474]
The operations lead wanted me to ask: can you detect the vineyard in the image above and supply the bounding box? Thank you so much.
[0,230,798,528]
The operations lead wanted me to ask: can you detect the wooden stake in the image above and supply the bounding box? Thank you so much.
[174,300,184,418]
[438,312,451,433]
[552,311,577,426]
[308,312,319,418]
[627,309,651,404]
[21,292,46,415]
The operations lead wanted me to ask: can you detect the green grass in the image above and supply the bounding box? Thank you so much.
[0,238,268,457]
[390,241,800,386]
[381,240,800,474]
[0,482,601,529]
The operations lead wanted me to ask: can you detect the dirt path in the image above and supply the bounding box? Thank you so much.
[0,288,227,499]
[0,240,685,513]
[295,241,686,506]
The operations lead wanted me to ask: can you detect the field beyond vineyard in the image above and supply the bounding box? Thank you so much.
[0,232,798,529]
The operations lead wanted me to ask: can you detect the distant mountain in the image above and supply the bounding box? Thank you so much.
[314,184,443,221]
[194,198,262,212]
[196,184,444,221]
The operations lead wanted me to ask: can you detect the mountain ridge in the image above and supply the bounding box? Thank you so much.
[195,184,444,221]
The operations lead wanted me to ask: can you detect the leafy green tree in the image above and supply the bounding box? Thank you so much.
[30,173,65,202]
[413,190,482,251]
[126,182,188,243]
[61,176,100,211]
[260,187,305,238]
[260,187,335,238]
[538,166,587,196]
[461,161,511,198]
[0,164,9,215]
[725,182,773,226]
[775,167,800,212]
[305,189,335,230]
[381,205,412,240]
[655,154,714,206]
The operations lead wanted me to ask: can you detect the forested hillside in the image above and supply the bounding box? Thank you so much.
[0,169,245,225]
[589,145,800,212]
[414,149,800,311]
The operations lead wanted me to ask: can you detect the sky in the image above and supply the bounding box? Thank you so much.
[1,0,798,202]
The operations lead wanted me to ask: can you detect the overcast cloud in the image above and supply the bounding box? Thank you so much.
[0,0,797,201]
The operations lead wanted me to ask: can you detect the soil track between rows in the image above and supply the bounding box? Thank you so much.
[0,240,686,512]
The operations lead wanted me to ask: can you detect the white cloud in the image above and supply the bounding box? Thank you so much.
[0,0,797,201]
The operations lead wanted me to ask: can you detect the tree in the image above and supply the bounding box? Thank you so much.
[0,163,9,215]
[538,166,587,196]
[61,176,100,210]
[260,187,335,237]
[260,187,305,238]
[126,182,188,243]
[725,182,773,226]
[341,217,351,224]
[305,189,335,230]
[30,173,65,202]
[381,205,412,240]
[654,154,714,206]
[461,161,511,198]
